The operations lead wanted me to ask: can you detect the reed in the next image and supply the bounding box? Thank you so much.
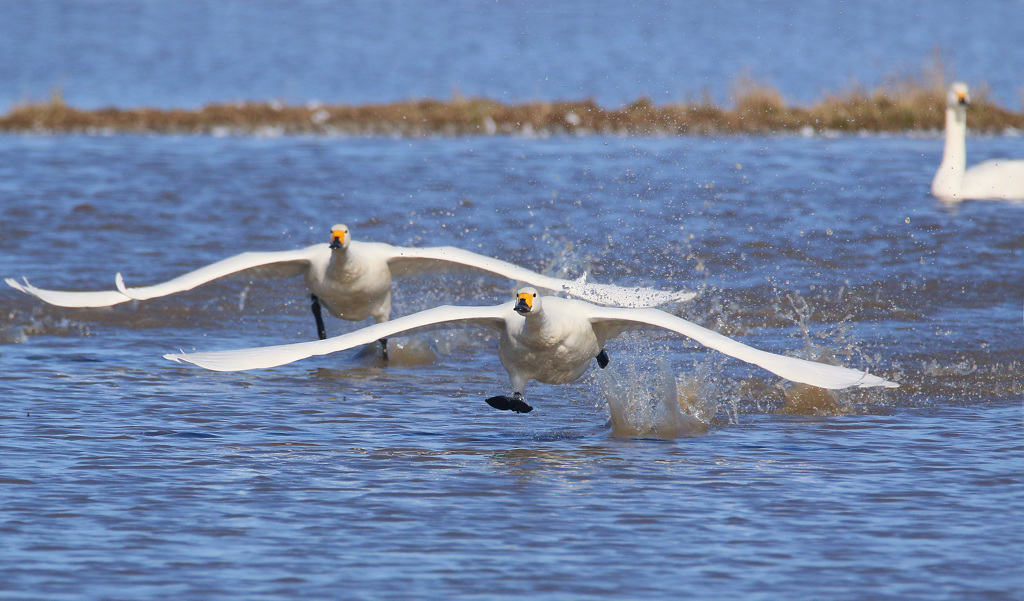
[2,76,1021,136]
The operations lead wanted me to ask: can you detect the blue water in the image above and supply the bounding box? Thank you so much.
[2,0,1023,111]
[2,2,1023,600]
[2,133,1021,600]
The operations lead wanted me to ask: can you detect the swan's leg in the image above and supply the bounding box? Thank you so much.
[311,294,327,340]
[596,349,610,369]
[485,391,533,413]
[371,304,391,362]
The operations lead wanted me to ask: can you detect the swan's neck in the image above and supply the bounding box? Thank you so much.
[942,105,967,168]
[326,247,352,275]
[932,105,967,197]
[519,310,558,343]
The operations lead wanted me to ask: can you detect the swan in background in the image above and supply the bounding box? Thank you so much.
[166,287,898,414]
[931,82,1024,201]
[7,224,696,358]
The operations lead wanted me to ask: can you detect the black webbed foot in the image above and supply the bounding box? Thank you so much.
[596,349,610,369]
[311,294,327,340]
[485,392,533,413]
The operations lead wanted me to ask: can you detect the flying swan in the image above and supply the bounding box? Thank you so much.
[931,82,1024,201]
[165,287,898,414]
[6,224,695,358]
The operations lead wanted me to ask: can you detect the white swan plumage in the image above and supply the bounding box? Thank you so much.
[931,82,1024,202]
[6,224,696,348]
[165,287,898,414]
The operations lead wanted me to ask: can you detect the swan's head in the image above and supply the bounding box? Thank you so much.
[514,287,541,316]
[948,82,970,108]
[329,224,350,250]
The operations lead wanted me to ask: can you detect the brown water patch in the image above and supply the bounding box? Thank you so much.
[777,383,854,416]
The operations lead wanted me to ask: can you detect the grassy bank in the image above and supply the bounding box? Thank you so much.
[2,79,1021,137]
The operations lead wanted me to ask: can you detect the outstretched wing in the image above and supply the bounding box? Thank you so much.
[5,277,133,308]
[383,244,696,308]
[587,306,897,390]
[165,303,508,372]
[7,245,324,308]
[116,245,323,301]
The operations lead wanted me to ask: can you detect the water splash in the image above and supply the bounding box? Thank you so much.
[538,237,698,307]
[0,311,92,343]
[237,284,251,311]
[537,238,589,281]
[348,334,441,367]
[596,352,716,439]
[771,289,864,415]
[776,383,846,415]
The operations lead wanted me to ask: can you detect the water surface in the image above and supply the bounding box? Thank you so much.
[1,133,1021,600]
[3,0,1023,110]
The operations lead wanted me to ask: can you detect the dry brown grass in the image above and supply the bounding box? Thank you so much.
[2,75,1021,136]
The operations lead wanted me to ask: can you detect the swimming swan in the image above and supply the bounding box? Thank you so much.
[931,82,1024,201]
[165,287,898,414]
[6,225,696,357]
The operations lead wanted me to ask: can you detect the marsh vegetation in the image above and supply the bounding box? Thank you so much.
[3,74,1021,136]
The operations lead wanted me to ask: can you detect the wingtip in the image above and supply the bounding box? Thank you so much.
[163,351,187,364]
[857,371,899,389]
[6,277,29,293]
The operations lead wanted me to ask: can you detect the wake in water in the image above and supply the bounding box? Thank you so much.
[772,289,881,415]
[590,285,905,433]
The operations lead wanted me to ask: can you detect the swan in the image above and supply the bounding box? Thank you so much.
[6,225,696,357]
[931,82,1024,201]
[165,287,898,414]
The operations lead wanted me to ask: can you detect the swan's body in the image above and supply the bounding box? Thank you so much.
[7,225,696,345]
[931,82,1024,202]
[166,288,897,413]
